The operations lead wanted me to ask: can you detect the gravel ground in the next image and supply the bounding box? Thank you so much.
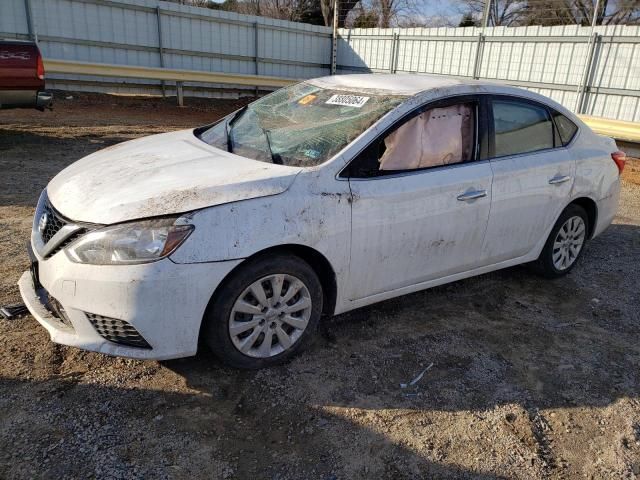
[1,92,639,480]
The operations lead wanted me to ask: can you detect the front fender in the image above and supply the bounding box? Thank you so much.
[169,176,351,275]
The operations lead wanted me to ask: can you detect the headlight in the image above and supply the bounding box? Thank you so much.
[66,217,194,265]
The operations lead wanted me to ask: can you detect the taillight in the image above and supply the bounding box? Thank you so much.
[36,52,45,80]
[611,151,626,175]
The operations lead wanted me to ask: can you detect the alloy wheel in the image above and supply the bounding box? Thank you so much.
[228,274,312,358]
[552,215,586,271]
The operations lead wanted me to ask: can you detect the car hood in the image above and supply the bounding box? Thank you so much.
[47,129,301,224]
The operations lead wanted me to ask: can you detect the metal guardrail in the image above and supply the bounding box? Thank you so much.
[579,115,640,144]
[44,58,640,145]
[43,59,297,106]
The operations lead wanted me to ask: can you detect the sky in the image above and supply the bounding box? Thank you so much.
[398,0,464,26]
[208,0,466,25]
[421,0,461,18]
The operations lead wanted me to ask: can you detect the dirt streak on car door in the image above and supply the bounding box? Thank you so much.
[347,162,493,300]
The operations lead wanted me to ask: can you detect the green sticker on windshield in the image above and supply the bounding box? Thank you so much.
[303,149,321,159]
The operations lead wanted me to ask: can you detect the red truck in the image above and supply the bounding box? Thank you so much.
[0,39,52,110]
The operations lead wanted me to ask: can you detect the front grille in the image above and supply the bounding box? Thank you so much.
[36,198,87,258]
[45,230,84,258]
[86,313,152,349]
[40,201,68,244]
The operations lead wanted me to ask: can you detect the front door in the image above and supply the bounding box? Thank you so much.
[344,96,493,300]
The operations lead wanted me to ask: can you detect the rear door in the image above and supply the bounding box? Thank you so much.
[482,96,576,263]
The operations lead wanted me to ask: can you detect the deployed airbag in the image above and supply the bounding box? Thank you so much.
[380,104,474,170]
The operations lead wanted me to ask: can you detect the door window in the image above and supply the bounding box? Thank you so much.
[552,111,579,146]
[379,104,475,171]
[492,100,554,157]
[344,101,477,178]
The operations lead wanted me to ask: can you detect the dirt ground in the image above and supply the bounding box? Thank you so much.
[1,92,639,480]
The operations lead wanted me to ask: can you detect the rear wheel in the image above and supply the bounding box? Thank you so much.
[203,254,323,369]
[532,204,589,278]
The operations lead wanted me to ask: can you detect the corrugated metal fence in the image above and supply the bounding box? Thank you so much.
[1,0,332,97]
[338,25,640,122]
[2,0,639,121]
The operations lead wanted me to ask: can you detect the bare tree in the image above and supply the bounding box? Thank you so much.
[454,0,528,25]
[376,0,395,26]
[171,0,639,26]
[454,0,640,26]
[349,0,440,27]
[173,0,457,27]
[522,0,640,25]
[321,0,361,27]
[348,3,381,26]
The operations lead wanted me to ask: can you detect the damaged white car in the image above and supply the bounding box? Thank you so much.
[19,74,624,368]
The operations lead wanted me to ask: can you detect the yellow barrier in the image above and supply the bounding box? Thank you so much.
[579,115,640,143]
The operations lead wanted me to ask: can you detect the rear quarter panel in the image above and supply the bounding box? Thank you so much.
[570,130,619,200]
[569,128,620,236]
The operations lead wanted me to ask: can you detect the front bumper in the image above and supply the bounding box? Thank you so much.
[19,247,241,360]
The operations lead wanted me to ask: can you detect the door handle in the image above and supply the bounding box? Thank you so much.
[457,189,487,201]
[548,175,572,185]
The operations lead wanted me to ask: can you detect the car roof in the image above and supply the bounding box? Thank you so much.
[308,73,485,96]
[306,73,581,124]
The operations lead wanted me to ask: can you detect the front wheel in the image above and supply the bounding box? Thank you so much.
[532,204,589,278]
[202,254,323,369]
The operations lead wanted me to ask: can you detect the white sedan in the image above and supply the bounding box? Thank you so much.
[19,74,624,369]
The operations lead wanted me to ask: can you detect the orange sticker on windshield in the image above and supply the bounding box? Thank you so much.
[298,94,317,105]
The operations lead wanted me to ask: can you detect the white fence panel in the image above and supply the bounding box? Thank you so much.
[337,24,640,122]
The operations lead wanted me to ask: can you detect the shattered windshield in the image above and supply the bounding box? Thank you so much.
[198,82,406,167]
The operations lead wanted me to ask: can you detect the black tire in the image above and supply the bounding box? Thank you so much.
[202,253,323,369]
[531,204,589,279]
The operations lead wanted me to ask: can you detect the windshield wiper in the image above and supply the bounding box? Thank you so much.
[225,105,281,165]
[226,105,248,153]
[262,128,283,165]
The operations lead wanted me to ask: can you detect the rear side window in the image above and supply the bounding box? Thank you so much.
[492,100,554,157]
[553,111,578,146]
